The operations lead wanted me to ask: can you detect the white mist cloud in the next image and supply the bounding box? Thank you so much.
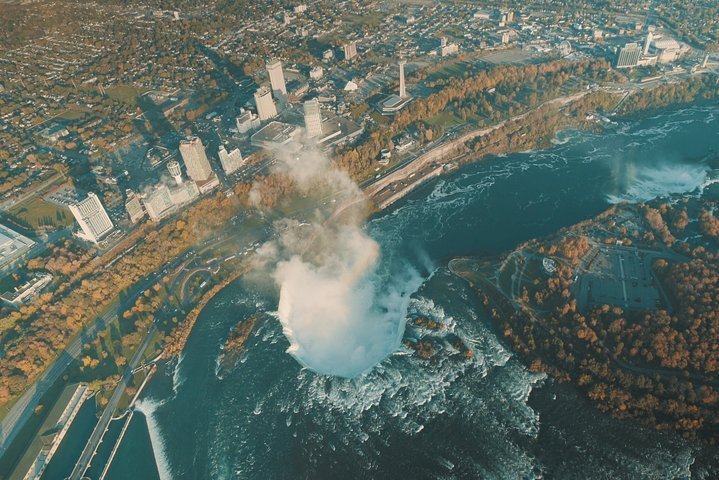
[254,141,424,378]
[606,160,708,204]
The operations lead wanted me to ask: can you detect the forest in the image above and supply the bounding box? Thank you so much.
[486,196,719,442]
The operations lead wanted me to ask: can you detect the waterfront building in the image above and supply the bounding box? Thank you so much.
[68,192,114,244]
[254,86,278,121]
[12,384,88,480]
[616,42,641,68]
[303,99,323,138]
[179,136,213,182]
[266,59,287,97]
[218,145,244,174]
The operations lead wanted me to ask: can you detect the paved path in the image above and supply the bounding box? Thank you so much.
[69,322,158,480]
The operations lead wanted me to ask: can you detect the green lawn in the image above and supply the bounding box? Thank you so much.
[57,107,90,121]
[343,12,384,29]
[426,112,463,127]
[8,196,73,230]
[427,61,476,82]
[106,85,149,106]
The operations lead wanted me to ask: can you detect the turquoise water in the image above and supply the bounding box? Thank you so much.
[112,105,719,479]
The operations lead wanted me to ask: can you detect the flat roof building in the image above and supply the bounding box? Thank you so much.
[142,185,175,222]
[254,86,278,122]
[0,224,35,269]
[343,41,357,61]
[616,42,642,69]
[218,145,244,174]
[1,272,52,308]
[303,99,323,138]
[179,136,213,182]
[266,59,287,97]
[125,191,146,224]
[251,121,300,151]
[68,192,114,244]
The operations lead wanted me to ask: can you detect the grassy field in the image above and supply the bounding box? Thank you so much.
[426,112,463,127]
[426,60,476,82]
[8,196,73,230]
[57,107,90,121]
[343,12,384,29]
[106,85,149,106]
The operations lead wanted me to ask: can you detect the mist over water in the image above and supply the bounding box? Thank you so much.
[256,143,425,377]
[107,105,719,480]
[606,161,709,204]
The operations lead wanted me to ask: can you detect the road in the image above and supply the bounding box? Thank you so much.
[69,322,158,480]
[0,256,188,460]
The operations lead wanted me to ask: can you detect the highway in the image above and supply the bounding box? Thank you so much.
[68,322,158,480]
[0,254,192,461]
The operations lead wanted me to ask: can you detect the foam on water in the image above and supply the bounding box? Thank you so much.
[135,397,173,480]
[606,163,708,203]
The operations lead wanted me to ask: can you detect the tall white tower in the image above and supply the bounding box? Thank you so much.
[643,31,653,55]
[303,99,323,138]
[254,86,278,121]
[398,59,407,99]
[179,136,213,182]
[266,59,287,97]
[167,160,183,185]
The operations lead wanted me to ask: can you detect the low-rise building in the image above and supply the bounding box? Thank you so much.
[0,223,35,269]
[1,272,52,308]
[251,121,301,151]
[125,191,146,224]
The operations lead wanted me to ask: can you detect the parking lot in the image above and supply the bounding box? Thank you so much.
[574,246,664,312]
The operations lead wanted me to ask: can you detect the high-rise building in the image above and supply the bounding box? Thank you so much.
[398,59,407,99]
[218,145,244,174]
[179,136,212,182]
[266,59,287,97]
[343,41,357,61]
[167,160,183,185]
[69,192,114,244]
[303,99,323,138]
[643,31,653,55]
[616,42,642,68]
[254,86,278,121]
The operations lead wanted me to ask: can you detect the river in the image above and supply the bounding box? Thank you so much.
[107,104,719,479]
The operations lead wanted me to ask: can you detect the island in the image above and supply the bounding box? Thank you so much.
[452,182,719,442]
